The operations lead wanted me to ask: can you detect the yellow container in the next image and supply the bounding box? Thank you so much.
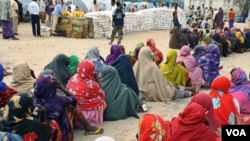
[72,11,85,18]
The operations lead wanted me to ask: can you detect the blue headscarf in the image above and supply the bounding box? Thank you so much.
[85,47,104,74]
[0,64,7,92]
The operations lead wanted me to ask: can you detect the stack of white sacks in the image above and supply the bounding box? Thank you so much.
[85,8,186,38]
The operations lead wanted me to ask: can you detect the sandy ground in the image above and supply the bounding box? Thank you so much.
[0,22,250,141]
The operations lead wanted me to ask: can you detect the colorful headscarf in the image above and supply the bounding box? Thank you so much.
[167,102,218,141]
[85,46,104,74]
[68,55,79,74]
[67,59,105,110]
[138,114,167,141]
[235,31,244,43]
[131,42,145,59]
[209,76,240,125]
[191,93,221,131]
[202,36,212,45]
[179,45,191,56]
[0,64,7,92]
[106,45,123,65]
[146,38,163,65]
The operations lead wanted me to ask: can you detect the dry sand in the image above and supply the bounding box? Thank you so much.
[1,22,250,141]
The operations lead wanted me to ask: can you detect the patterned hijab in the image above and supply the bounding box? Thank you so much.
[0,64,7,92]
[138,114,167,141]
[209,76,240,125]
[10,62,36,93]
[106,45,122,65]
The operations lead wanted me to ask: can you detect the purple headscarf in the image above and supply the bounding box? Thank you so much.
[229,68,250,113]
[0,64,7,92]
[106,45,122,65]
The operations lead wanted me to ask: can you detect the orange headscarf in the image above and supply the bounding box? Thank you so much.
[138,114,167,141]
[209,76,240,125]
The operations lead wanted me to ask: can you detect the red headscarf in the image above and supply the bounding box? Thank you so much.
[166,102,218,141]
[67,59,105,110]
[146,38,163,65]
[191,93,221,131]
[138,114,167,141]
[209,76,240,125]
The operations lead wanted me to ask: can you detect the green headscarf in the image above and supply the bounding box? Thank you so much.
[68,55,79,74]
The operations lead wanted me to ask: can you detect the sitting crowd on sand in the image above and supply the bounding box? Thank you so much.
[1,19,250,140]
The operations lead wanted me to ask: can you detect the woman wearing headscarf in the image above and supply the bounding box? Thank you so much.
[169,27,189,49]
[133,47,196,104]
[0,93,62,140]
[44,54,72,88]
[33,70,77,141]
[68,55,79,74]
[160,49,188,87]
[100,64,140,120]
[0,64,18,108]
[201,36,212,46]
[197,44,220,88]
[85,47,106,75]
[235,31,245,53]
[106,44,123,65]
[111,54,139,95]
[229,68,250,124]
[146,38,163,66]
[192,45,207,61]
[181,28,198,49]
[130,42,145,60]
[10,62,36,93]
[137,114,167,141]
[166,102,220,141]
[67,59,106,126]
[176,45,205,86]
[219,33,229,57]
[191,93,221,135]
[244,31,250,51]
[209,76,240,125]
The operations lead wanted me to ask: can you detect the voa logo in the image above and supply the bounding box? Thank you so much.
[226,129,247,136]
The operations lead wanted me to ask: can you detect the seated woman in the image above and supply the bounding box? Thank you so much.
[197,44,220,88]
[133,47,196,104]
[146,38,163,66]
[100,64,140,121]
[0,93,62,140]
[10,62,36,93]
[68,55,79,74]
[137,114,167,141]
[111,54,139,95]
[245,31,250,51]
[33,70,77,141]
[235,30,245,53]
[229,68,250,124]
[0,64,18,108]
[220,33,229,57]
[106,44,123,65]
[169,27,189,50]
[192,45,207,61]
[166,102,221,141]
[67,60,106,126]
[160,49,189,87]
[128,42,145,66]
[191,93,221,136]
[209,76,240,125]
[44,54,73,88]
[119,45,137,66]
[176,45,205,86]
[201,36,212,47]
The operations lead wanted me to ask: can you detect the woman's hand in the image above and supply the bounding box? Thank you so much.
[51,76,63,90]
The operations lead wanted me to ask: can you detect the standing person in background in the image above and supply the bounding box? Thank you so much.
[0,0,19,40]
[50,0,62,36]
[109,1,125,45]
[39,0,46,24]
[228,8,235,29]
[10,0,19,35]
[15,0,22,22]
[45,0,54,27]
[91,0,99,12]
[107,0,116,39]
[28,0,42,36]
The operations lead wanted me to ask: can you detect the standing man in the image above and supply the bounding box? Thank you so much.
[107,0,116,39]
[10,0,19,35]
[109,1,125,45]
[28,0,41,36]
[228,8,235,29]
[38,0,46,23]
[50,0,62,36]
